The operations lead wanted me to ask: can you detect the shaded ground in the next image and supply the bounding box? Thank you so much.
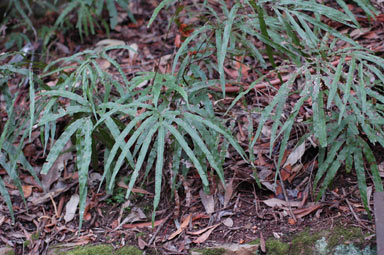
[1,1,384,254]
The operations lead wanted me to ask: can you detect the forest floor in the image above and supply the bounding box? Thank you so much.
[1,1,384,254]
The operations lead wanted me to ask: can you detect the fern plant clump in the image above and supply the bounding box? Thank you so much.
[1,0,384,230]
[150,0,384,211]
[37,45,246,227]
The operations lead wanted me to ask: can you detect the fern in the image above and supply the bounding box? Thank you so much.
[155,0,383,211]
[38,45,246,228]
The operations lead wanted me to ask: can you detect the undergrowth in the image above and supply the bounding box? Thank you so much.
[1,0,384,228]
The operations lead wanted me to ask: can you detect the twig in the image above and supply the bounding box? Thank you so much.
[278,170,297,222]
[147,213,173,247]
[273,157,297,222]
[342,188,374,232]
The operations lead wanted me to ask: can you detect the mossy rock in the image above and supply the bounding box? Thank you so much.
[289,230,322,255]
[191,244,259,255]
[326,226,365,250]
[191,248,227,255]
[50,244,142,255]
[266,239,289,255]
[264,225,373,255]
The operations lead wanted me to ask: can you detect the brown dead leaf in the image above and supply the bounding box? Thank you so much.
[123,218,166,229]
[64,194,79,223]
[138,237,147,250]
[84,212,92,221]
[283,142,305,168]
[199,189,215,214]
[224,178,234,208]
[175,34,182,48]
[22,185,33,198]
[263,198,301,208]
[42,141,72,190]
[118,181,154,196]
[260,232,266,252]
[168,214,191,240]
[288,218,296,225]
[222,217,233,227]
[96,59,111,70]
[187,223,221,236]
[193,223,220,244]
[293,203,322,218]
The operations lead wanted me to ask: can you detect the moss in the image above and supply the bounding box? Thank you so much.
[326,226,365,250]
[265,239,289,255]
[248,239,260,245]
[116,246,142,255]
[63,245,142,255]
[31,231,40,240]
[2,247,15,255]
[289,230,321,255]
[191,248,227,255]
[135,232,145,238]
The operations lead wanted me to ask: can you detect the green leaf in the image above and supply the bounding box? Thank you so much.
[218,3,240,97]
[39,106,91,126]
[327,55,345,108]
[0,176,14,223]
[0,94,17,152]
[55,1,78,27]
[147,0,176,27]
[41,119,84,175]
[125,123,160,200]
[172,25,213,75]
[184,112,246,160]
[335,0,359,27]
[2,141,42,191]
[314,140,344,189]
[107,116,156,191]
[354,145,369,213]
[152,124,165,222]
[76,118,93,230]
[313,89,327,148]
[28,70,35,140]
[164,122,209,187]
[41,90,89,106]
[106,0,118,28]
[175,118,225,185]
[339,56,356,123]
[316,146,348,200]
[360,137,383,192]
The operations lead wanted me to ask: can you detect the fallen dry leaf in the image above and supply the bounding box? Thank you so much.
[168,214,191,240]
[224,178,234,208]
[193,223,220,244]
[187,223,221,236]
[123,218,166,229]
[199,189,215,214]
[223,217,233,227]
[283,142,305,167]
[42,141,72,190]
[22,185,33,198]
[288,218,296,225]
[263,198,301,208]
[260,232,266,252]
[64,194,79,223]
[293,203,322,218]
[118,181,154,196]
[138,237,147,250]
